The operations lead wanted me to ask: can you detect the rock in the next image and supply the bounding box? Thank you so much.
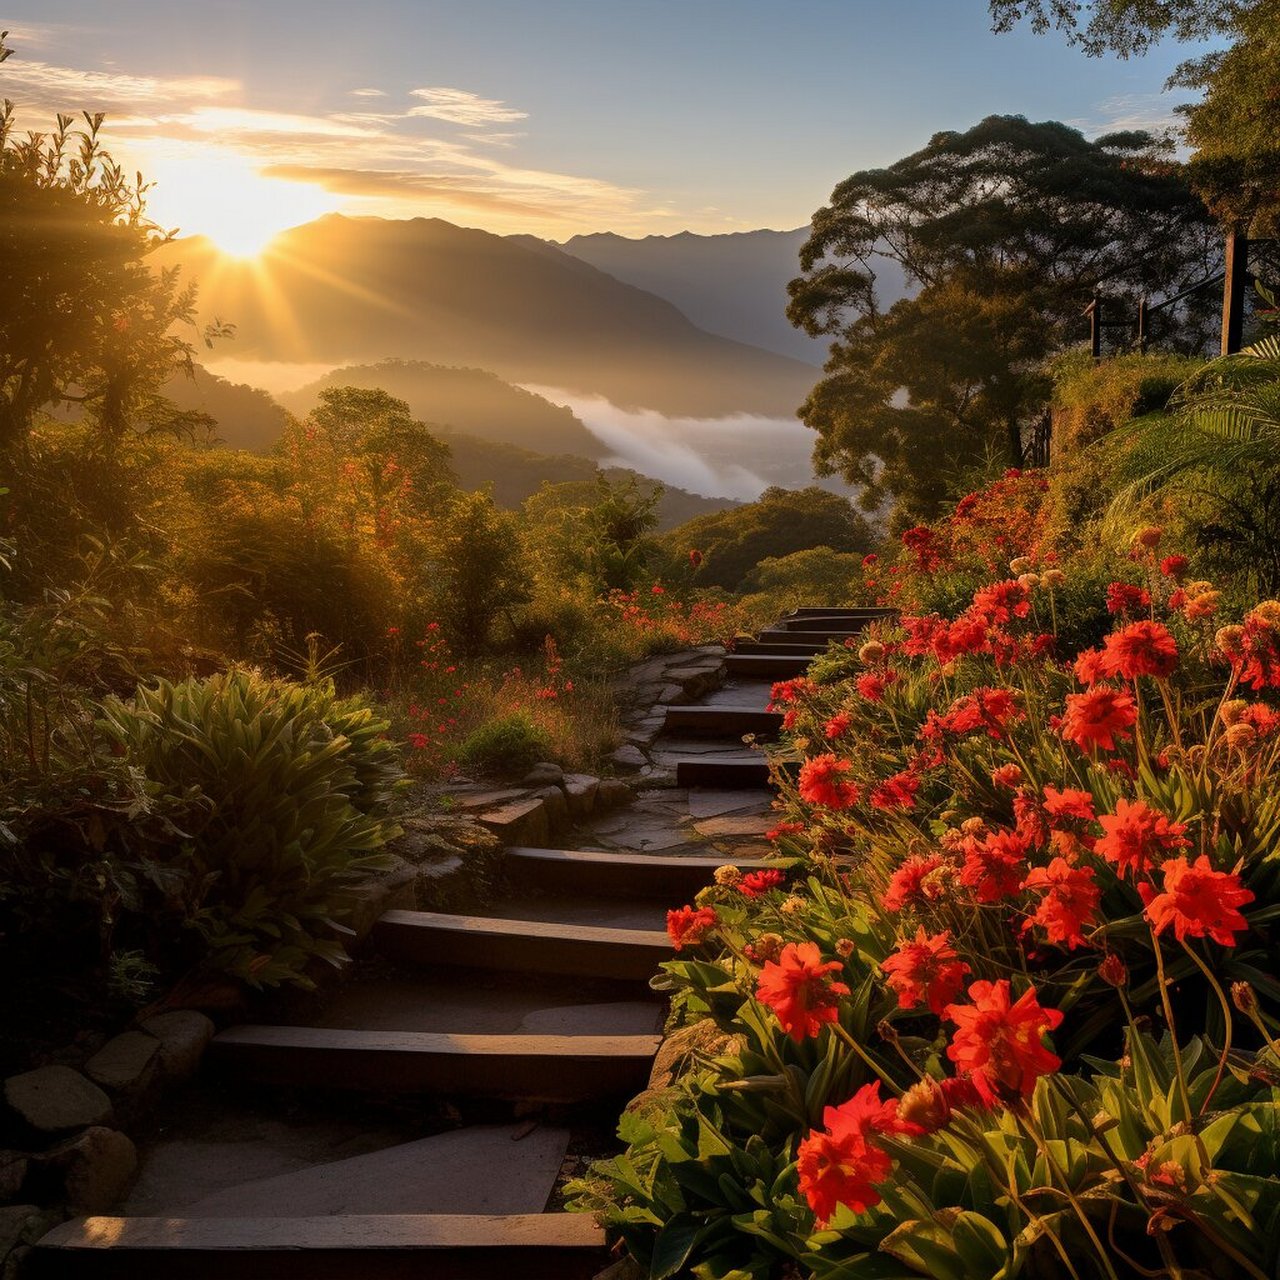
[4,1066,112,1136]
[140,1010,216,1083]
[477,796,550,848]
[610,744,648,772]
[562,773,599,817]
[0,1206,41,1268]
[40,1126,137,1213]
[535,785,569,832]
[596,779,632,809]
[343,855,419,942]
[521,762,565,788]
[0,1151,27,1201]
[649,1021,741,1089]
[83,1031,160,1096]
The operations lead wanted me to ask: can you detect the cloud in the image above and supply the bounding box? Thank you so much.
[349,87,386,98]
[0,56,237,113]
[461,131,525,148]
[407,86,528,126]
[1070,92,1188,138]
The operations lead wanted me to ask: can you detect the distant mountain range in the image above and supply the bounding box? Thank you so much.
[158,215,817,417]
[553,228,912,364]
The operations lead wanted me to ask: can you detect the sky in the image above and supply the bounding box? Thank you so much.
[2,1,1212,253]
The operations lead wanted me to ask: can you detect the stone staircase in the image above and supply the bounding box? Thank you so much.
[29,607,892,1277]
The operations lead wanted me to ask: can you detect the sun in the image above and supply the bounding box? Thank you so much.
[142,152,341,259]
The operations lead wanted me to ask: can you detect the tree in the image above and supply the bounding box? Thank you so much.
[990,1,1280,238]
[0,64,212,454]
[787,117,1216,524]
[665,486,872,591]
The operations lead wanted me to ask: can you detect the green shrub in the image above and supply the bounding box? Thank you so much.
[1049,349,1203,452]
[457,712,551,778]
[102,670,404,987]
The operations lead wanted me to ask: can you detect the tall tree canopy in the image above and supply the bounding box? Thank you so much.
[991,1,1280,238]
[787,116,1215,525]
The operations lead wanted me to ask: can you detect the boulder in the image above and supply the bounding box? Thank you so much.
[596,779,633,809]
[521,762,565,788]
[562,773,599,817]
[0,1151,27,1201]
[535,786,569,832]
[4,1067,111,1136]
[39,1126,137,1214]
[610,744,647,772]
[139,1010,216,1083]
[0,1206,41,1270]
[83,1031,160,1096]
[477,796,550,848]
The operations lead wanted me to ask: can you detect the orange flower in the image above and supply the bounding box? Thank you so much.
[945,979,1063,1104]
[881,927,970,1014]
[1042,786,1096,822]
[1139,855,1254,947]
[1060,685,1137,752]
[823,711,853,740]
[1101,620,1179,681]
[798,754,861,810]
[1094,798,1190,878]
[738,868,786,898]
[959,829,1029,903]
[882,853,944,912]
[796,1084,905,1224]
[1022,858,1100,949]
[666,905,718,951]
[755,941,850,1042]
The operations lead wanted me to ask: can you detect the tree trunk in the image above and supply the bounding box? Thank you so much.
[1007,419,1023,469]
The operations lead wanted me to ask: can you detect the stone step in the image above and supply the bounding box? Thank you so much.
[780,614,877,633]
[733,640,828,656]
[754,628,858,646]
[373,909,670,982]
[31,1212,606,1279]
[504,846,745,899]
[207,1025,660,1102]
[782,606,899,620]
[674,755,800,789]
[724,653,815,679]
[160,1125,572,1218]
[661,705,782,739]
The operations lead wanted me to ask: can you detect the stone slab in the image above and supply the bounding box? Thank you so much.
[179,1125,570,1218]
[5,1066,112,1135]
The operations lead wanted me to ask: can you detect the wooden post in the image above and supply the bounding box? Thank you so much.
[1137,297,1148,354]
[1086,294,1101,360]
[1221,226,1248,355]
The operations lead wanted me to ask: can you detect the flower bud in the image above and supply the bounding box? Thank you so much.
[752,932,784,963]
[714,864,743,887]
[1220,699,1248,726]
[1223,722,1257,751]
[1017,572,1041,591]
[835,937,856,958]
[898,1079,951,1134]
[1009,556,1033,575]
[1133,526,1163,550]
[1249,600,1280,629]
[1041,568,1066,588]
[1098,953,1128,988]
[1231,981,1258,1015]
[1215,624,1245,656]
[780,895,806,915]
[858,640,886,665]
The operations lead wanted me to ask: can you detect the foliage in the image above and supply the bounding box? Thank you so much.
[666,487,873,592]
[579,501,1280,1277]
[787,117,1217,525]
[101,670,403,987]
[990,0,1280,238]
[456,712,554,779]
[0,94,217,453]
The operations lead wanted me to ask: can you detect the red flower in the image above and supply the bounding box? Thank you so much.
[1101,620,1179,681]
[881,927,970,1014]
[1095,798,1190,878]
[1231,610,1280,690]
[1043,786,1096,823]
[666,905,718,951]
[1160,554,1188,579]
[1060,685,1137,752]
[755,941,851,1042]
[739,868,786,898]
[871,769,920,812]
[938,687,1024,739]
[990,763,1023,789]
[960,829,1029,903]
[689,548,703,567]
[769,676,816,707]
[855,672,886,702]
[1106,582,1152,616]
[1022,858,1101,949]
[766,820,806,842]
[971,580,1031,626]
[1140,855,1254,947]
[945,979,1063,1103]
[882,853,945,912]
[1073,648,1109,685]
[798,754,861,810]
[796,1084,904,1224]
[824,711,853,740]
